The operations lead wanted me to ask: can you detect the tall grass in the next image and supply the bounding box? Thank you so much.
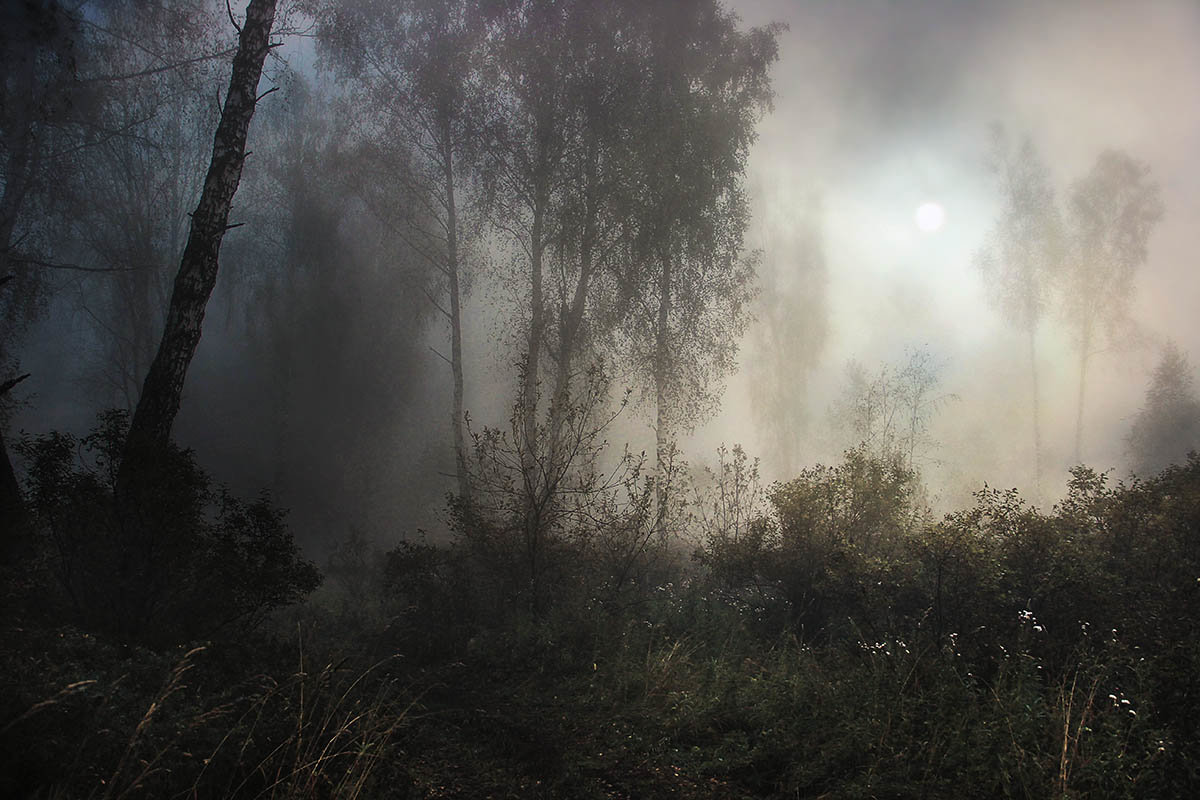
[3,628,411,800]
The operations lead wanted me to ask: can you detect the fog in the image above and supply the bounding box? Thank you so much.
[713,0,1200,507]
[4,0,1199,551]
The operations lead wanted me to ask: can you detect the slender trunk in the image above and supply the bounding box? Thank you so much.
[0,65,40,543]
[521,185,548,618]
[654,246,673,540]
[119,0,276,478]
[551,260,590,437]
[1074,346,1089,465]
[520,84,560,616]
[1029,326,1043,491]
[0,54,36,284]
[522,189,547,460]
[549,137,598,443]
[0,114,36,361]
[442,129,470,507]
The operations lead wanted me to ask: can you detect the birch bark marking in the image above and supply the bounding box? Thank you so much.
[121,0,277,473]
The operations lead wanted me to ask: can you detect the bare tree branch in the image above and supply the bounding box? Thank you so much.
[0,374,31,398]
[7,256,141,273]
[79,48,239,85]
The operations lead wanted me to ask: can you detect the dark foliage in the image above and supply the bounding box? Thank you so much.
[5,442,1200,797]
[1127,343,1200,475]
[16,410,320,647]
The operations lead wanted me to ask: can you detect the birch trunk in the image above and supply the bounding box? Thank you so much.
[120,0,276,480]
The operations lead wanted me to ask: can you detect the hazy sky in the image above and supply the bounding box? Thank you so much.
[689,0,1200,501]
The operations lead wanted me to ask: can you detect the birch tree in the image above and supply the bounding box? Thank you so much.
[747,199,828,478]
[1063,150,1163,463]
[119,0,277,489]
[318,0,480,504]
[975,127,1062,489]
[617,2,779,520]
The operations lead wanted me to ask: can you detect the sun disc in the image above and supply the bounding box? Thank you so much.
[915,202,945,233]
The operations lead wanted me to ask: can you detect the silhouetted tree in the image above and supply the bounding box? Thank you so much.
[0,1,93,543]
[71,79,217,410]
[227,71,441,539]
[1,0,232,382]
[119,0,277,487]
[467,1,779,545]
[747,196,828,477]
[478,0,579,469]
[0,0,88,361]
[1063,150,1163,463]
[541,0,647,446]
[975,126,1062,489]
[1127,343,1200,476]
[1,0,226,544]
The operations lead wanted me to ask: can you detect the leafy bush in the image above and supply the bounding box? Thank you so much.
[700,446,926,639]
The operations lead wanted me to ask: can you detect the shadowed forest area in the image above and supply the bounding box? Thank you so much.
[3,0,1200,797]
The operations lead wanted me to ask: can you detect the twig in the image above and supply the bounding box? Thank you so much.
[226,0,242,35]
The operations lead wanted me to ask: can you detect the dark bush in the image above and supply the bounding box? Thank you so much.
[16,410,321,646]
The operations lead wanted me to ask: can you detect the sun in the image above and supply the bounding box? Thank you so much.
[915,202,946,233]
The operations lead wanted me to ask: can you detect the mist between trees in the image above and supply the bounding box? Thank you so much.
[3,1,1200,798]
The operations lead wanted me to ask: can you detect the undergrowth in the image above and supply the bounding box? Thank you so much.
[4,446,1199,797]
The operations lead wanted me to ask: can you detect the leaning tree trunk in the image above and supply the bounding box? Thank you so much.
[118,0,276,488]
[0,370,30,543]
[0,60,41,548]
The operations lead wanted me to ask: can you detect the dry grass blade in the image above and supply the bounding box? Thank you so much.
[192,651,411,800]
[1,679,98,735]
[102,647,208,800]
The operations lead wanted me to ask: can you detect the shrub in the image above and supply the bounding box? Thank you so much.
[700,446,926,639]
[17,410,321,646]
[450,365,678,621]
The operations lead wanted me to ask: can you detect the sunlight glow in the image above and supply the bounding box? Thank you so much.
[915,202,946,233]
